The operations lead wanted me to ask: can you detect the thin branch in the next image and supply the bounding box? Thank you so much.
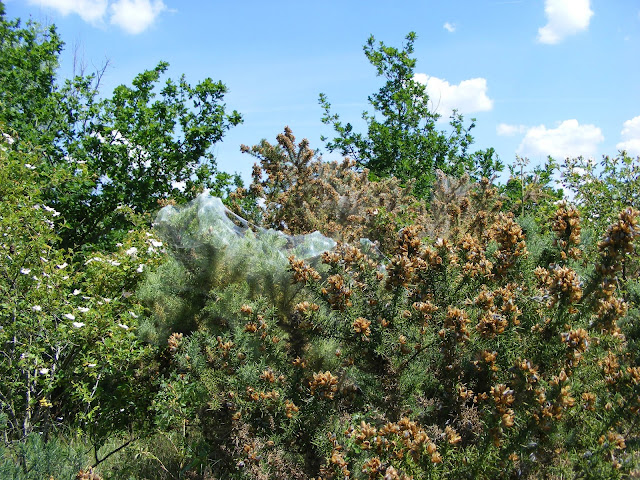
[91,435,139,468]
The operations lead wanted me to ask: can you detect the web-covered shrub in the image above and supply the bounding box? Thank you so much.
[137,193,346,477]
[138,172,639,478]
[232,126,427,255]
[141,193,336,342]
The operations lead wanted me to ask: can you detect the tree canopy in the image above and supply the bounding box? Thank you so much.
[320,32,502,197]
[0,4,242,250]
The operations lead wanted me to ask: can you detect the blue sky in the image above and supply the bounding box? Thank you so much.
[5,0,640,183]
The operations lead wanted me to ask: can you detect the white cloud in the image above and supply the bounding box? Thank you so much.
[443,22,456,33]
[517,119,603,158]
[110,0,166,34]
[537,0,593,44]
[27,0,108,23]
[497,123,527,136]
[616,116,640,156]
[28,0,167,34]
[414,74,493,119]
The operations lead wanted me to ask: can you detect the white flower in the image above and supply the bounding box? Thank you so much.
[87,363,97,368]
[108,260,121,266]
[129,311,139,318]
[3,132,15,144]
[64,313,76,320]
[32,305,42,312]
[116,242,123,247]
[56,263,68,269]
[136,264,144,273]
[78,307,90,313]
[42,205,60,217]
[72,289,81,295]
[125,247,138,256]
[21,268,31,275]
[24,163,36,170]
[149,239,163,248]
[72,321,85,328]
[118,323,129,330]
[39,368,49,375]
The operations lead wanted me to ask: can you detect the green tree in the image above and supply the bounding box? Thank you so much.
[0,2,64,152]
[62,61,243,249]
[319,32,502,197]
[0,3,243,250]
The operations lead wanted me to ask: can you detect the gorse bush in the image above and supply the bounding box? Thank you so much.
[133,165,640,478]
[232,126,427,255]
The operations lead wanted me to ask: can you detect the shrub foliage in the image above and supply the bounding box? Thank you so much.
[135,163,640,479]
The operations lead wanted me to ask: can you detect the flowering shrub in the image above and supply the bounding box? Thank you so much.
[0,131,165,464]
[5,113,640,478]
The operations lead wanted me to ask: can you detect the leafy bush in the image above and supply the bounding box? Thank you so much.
[0,129,165,462]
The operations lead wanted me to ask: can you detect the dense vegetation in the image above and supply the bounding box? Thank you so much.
[1,4,639,479]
